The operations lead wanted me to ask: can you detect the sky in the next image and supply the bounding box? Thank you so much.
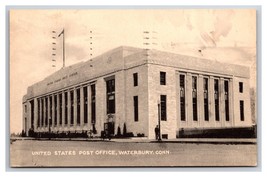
[9,9,256,133]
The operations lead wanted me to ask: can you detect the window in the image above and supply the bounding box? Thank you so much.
[45,97,48,126]
[180,75,186,121]
[83,86,88,124]
[133,96,139,122]
[70,91,74,125]
[240,100,244,121]
[59,94,62,125]
[214,79,220,121]
[54,95,58,126]
[133,73,138,87]
[25,105,27,113]
[160,72,166,85]
[77,89,80,125]
[224,80,229,121]
[37,99,40,127]
[160,95,167,121]
[91,84,96,124]
[49,96,52,126]
[106,79,115,114]
[204,78,209,121]
[30,100,34,129]
[41,99,44,127]
[192,76,198,121]
[239,82,243,93]
[64,92,68,125]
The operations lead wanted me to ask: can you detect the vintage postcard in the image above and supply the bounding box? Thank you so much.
[9,9,257,167]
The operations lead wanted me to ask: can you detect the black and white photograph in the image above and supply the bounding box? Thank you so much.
[9,8,257,167]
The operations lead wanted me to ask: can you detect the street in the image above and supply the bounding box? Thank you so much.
[10,139,257,167]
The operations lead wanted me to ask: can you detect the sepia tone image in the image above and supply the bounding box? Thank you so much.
[9,9,257,167]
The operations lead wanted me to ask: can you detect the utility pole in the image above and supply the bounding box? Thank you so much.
[158,100,162,141]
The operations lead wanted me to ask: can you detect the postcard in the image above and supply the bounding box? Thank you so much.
[9,9,257,167]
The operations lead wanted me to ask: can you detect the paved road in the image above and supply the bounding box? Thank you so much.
[9,140,257,167]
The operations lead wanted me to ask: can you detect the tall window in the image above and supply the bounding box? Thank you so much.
[49,96,52,126]
[77,89,80,125]
[45,97,48,126]
[59,94,62,125]
[214,79,220,121]
[239,82,243,93]
[192,76,198,121]
[133,96,139,122]
[83,86,88,124]
[37,99,40,127]
[42,98,45,126]
[240,100,244,121]
[160,95,167,121]
[64,92,68,125]
[224,80,230,121]
[180,75,186,121]
[30,100,34,129]
[54,95,57,126]
[41,98,44,126]
[106,79,115,114]
[70,91,74,125]
[91,84,96,124]
[133,73,138,87]
[204,78,209,121]
[160,72,166,85]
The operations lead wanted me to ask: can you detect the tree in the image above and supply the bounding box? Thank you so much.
[123,123,127,136]
[117,126,121,137]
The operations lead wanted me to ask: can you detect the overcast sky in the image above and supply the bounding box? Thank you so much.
[10,9,256,133]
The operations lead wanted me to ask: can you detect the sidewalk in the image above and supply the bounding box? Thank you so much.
[10,136,257,144]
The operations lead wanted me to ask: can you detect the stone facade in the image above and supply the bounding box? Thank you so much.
[22,46,252,139]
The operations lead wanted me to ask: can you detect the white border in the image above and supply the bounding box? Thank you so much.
[1,0,266,177]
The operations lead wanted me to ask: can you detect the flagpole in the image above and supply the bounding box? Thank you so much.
[58,29,65,68]
[62,29,65,68]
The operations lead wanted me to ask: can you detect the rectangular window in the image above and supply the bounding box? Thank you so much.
[30,100,34,129]
[42,99,45,127]
[133,96,139,122]
[160,71,166,85]
[192,76,198,121]
[41,99,44,126]
[91,84,96,124]
[214,79,220,121]
[64,92,68,125]
[54,95,57,126]
[70,91,74,125]
[239,82,243,93]
[83,87,88,124]
[240,100,244,121]
[77,89,80,125]
[59,94,62,125]
[49,96,52,126]
[180,75,186,121]
[133,73,138,87]
[160,95,167,121]
[106,79,115,114]
[37,99,40,127]
[45,97,48,126]
[225,80,230,121]
[204,78,209,121]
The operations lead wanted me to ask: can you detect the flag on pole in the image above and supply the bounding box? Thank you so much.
[58,29,64,37]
